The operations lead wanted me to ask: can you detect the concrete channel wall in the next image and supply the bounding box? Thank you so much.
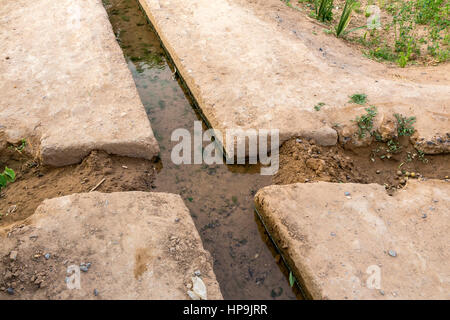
[0,0,159,166]
[138,0,449,155]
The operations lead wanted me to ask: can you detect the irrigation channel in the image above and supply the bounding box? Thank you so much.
[103,0,301,299]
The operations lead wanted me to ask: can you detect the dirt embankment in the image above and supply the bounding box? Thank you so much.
[0,146,157,229]
[275,137,450,192]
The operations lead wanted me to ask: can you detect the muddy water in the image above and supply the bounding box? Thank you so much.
[104,0,299,299]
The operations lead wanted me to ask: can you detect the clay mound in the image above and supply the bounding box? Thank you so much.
[255,180,450,299]
[0,192,222,300]
[0,0,159,166]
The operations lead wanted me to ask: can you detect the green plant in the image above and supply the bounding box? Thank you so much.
[0,167,15,190]
[395,113,416,136]
[349,93,367,104]
[417,149,429,163]
[315,0,334,22]
[397,40,414,67]
[314,102,325,111]
[289,271,296,287]
[386,139,401,153]
[17,138,26,152]
[335,0,358,37]
[8,138,27,153]
[354,106,377,138]
[355,0,449,64]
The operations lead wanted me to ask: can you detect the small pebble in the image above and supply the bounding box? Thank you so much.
[194,270,201,277]
[80,262,91,272]
[6,287,14,295]
[410,172,416,178]
[330,232,336,237]
[405,172,410,177]
[44,253,51,260]
[388,250,397,257]
[396,170,402,176]
[344,192,350,196]
[376,170,381,174]
[94,289,99,296]
[422,214,427,219]
[296,138,302,143]
[9,251,18,261]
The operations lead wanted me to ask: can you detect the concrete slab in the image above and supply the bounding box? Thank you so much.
[255,180,450,299]
[0,192,222,299]
[139,0,449,154]
[0,0,159,166]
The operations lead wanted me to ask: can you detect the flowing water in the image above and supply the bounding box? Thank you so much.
[104,0,300,299]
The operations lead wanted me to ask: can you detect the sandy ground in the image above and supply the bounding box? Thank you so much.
[255,180,450,299]
[0,0,159,166]
[139,0,449,155]
[0,192,222,299]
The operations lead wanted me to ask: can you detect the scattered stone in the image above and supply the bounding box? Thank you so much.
[7,205,17,215]
[422,214,427,219]
[80,262,91,272]
[194,270,201,277]
[397,170,402,176]
[270,287,283,298]
[9,250,18,261]
[330,232,336,237]
[344,192,350,196]
[296,138,303,143]
[6,287,14,295]
[94,289,99,296]
[190,276,207,300]
[44,253,51,260]
[388,250,397,257]
[187,290,200,300]
[405,172,410,177]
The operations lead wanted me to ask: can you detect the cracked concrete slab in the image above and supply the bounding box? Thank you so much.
[255,180,450,299]
[0,192,222,300]
[0,0,159,166]
[139,0,449,154]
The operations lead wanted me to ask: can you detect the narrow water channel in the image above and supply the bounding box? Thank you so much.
[103,0,299,299]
